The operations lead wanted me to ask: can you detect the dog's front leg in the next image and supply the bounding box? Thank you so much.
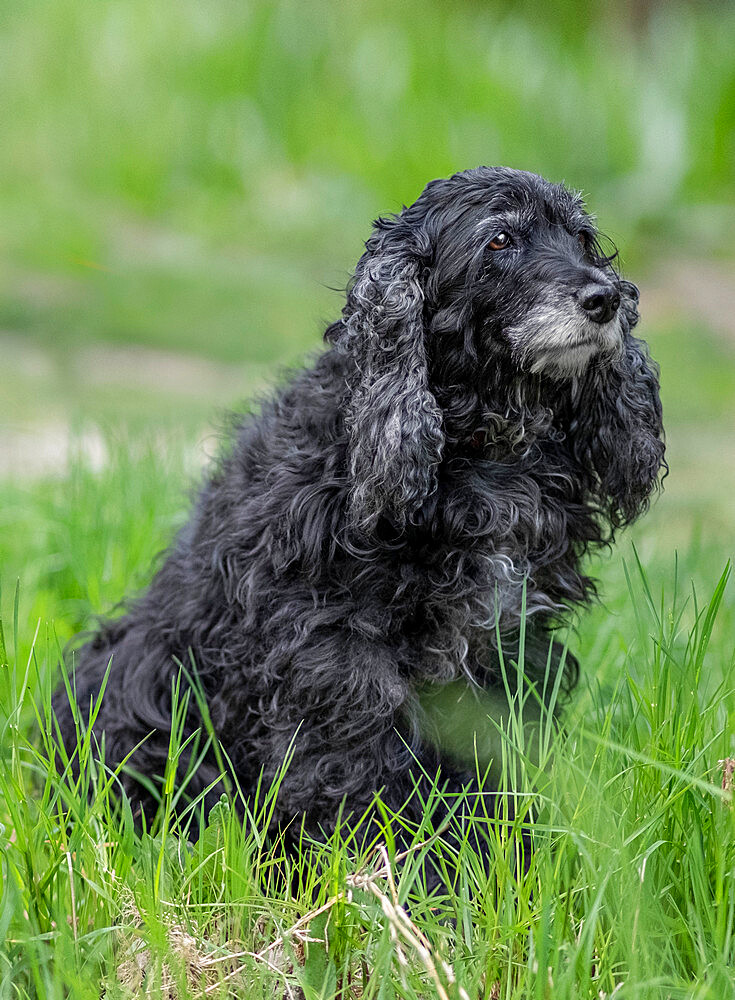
[253,632,415,828]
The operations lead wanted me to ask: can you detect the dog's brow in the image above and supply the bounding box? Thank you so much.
[474,208,525,235]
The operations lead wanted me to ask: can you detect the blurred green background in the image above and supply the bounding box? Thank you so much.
[2,0,734,551]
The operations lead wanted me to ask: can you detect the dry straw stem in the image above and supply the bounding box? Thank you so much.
[205,835,465,998]
[113,834,469,998]
[349,844,469,1000]
[718,757,735,802]
[66,851,78,940]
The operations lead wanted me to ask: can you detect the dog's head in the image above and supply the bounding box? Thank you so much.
[423,167,638,378]
[331,166,664,533]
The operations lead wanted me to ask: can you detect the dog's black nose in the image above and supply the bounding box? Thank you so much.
[579,283,620,324]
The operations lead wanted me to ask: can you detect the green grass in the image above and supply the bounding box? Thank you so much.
[1,440,735,998]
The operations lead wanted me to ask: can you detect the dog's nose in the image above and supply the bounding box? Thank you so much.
[579,283,620,324]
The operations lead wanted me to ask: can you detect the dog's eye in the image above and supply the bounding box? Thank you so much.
[489,232,511,251]
[578,233,590,253]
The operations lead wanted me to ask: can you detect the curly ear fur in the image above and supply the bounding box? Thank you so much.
[335,215,444,532]
[571,280,666,526]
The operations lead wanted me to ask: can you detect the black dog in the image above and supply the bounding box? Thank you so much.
[54,166,664,851]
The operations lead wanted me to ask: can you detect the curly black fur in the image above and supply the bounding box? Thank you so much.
[53,166,665,851]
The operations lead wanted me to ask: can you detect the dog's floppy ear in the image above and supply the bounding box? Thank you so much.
[334,213,444,533]
[571,281,666,526]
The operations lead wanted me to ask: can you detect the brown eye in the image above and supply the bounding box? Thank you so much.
[578,233,589,252]
[489,232,511,251]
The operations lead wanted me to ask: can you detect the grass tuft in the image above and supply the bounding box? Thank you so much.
[1,442,735,996]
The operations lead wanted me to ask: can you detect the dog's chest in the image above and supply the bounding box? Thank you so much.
[399,457,582,675]
[437,455,575,572]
